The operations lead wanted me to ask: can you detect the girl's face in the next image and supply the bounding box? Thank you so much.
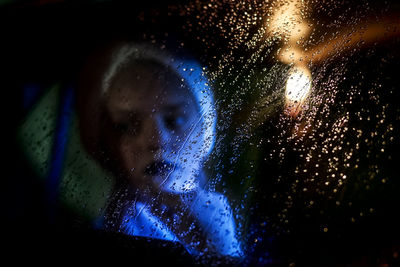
[101,60,206,194]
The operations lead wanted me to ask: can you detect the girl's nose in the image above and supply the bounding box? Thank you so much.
[145,116,163,154]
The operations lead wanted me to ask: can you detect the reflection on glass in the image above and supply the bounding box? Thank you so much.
[78,43,242,258]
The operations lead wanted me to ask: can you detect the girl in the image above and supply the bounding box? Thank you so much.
[77,42,243,258]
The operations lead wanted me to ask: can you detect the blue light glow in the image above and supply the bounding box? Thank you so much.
[171,59,217,157]
[101,44,242,258]
[47,86,74,219]
[121,190,243,257]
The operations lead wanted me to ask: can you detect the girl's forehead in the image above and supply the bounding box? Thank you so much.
[104,61,198,113]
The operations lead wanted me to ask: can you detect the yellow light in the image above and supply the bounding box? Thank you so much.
[264,0,313,118]
[268,0,310,43]
[285,66,312,116]
[269,0,303,37]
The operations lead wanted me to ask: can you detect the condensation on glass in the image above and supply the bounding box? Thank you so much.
[17,0,400,265]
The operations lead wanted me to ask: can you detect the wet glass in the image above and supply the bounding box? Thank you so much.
[5,0,400,265]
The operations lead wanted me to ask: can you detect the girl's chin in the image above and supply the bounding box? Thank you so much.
[123,166,200,194]
[123,172,154,191]
[127,173,171,194]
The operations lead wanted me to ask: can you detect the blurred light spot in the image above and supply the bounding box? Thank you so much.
[285,66,312,116]
[268,0,309,40]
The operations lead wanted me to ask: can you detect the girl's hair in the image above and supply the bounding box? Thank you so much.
[101,43,217,159]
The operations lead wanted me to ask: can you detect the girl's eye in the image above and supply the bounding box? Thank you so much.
[164,115,185,130]
[113,120,141,136]
[114,122,129,133]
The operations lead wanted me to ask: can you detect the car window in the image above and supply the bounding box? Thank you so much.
[6,0,400,265]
